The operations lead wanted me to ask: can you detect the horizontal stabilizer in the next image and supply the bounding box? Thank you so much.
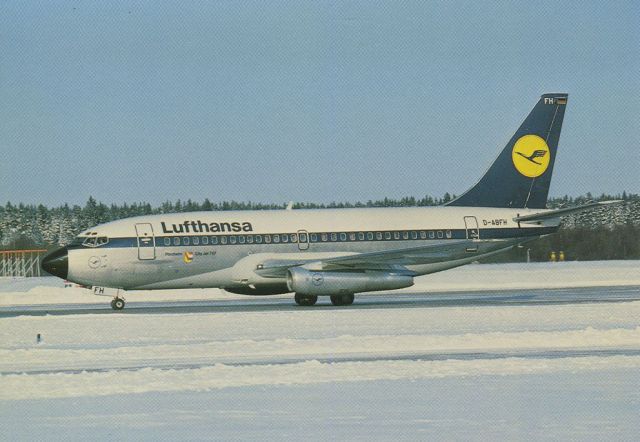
[513,200,622,223]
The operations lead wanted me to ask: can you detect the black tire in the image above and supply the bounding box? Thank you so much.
[112,298,125,310]
[330,294,354,306]
[294,293,318,306]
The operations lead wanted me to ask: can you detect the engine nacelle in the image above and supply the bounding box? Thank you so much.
[287,267,414,296]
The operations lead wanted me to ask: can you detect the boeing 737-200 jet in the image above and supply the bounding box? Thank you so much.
[42,94,619,309]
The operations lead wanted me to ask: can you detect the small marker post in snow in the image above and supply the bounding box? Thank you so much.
[36,333,41,344]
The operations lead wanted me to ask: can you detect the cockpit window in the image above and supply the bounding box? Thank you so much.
[83,236,109,247]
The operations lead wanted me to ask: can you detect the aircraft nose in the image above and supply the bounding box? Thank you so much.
[42,247,68,279]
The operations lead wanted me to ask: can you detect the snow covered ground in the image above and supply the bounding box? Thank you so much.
[1,260,639,306]
[1,261,640,440]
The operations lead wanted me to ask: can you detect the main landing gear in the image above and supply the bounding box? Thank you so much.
[110,297,125,310]
[330,293,354,306]
[294,293,317,306]
[293,293,355,306]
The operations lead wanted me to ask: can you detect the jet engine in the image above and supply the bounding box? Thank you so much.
[286,267,413,296]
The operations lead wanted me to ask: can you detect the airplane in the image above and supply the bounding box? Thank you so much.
[42,93,619,310]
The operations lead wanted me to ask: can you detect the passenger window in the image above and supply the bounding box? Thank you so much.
[238,236,246,244]
[211,236,218,245]
[331,233,338,241]
[403,231,409,240]
[291,234,298,242]
[340,233,347,241]
[411,231,418,240]
[384,232,391,240]
[264,235,272,244]
[202,236,209,245]
[420,231,427,239]
[429,231,435,239]
[393,232,400,240]
[358,232,365,241]
[349,233,356,241]
[247,235,254,244]
[367,232,374,240]
[193,237,200,245]
[273,234,280,243]
[173,237,180,246]
[321,233,328,242]
[256,235,263,244]
[183,237,190,245]
[220,236,228,245]
[310,233,318,242]
[376,232,383,240]
[229,236,237,244]
[164,237,171,246]
[446,230,452,239]
[437,231,444,239]
[281,234,289,243]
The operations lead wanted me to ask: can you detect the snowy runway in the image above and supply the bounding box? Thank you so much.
[2,285,640,318]
[2,262,640,440]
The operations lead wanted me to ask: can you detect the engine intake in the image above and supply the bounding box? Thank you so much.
[287,267,413,296]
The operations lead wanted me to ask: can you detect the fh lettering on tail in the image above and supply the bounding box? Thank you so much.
[544,97,567,105]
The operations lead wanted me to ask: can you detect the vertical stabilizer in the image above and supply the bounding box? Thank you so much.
[447,94,568,208]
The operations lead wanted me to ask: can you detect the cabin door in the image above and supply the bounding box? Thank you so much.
[135,223,156,260]
[463,216,480,252]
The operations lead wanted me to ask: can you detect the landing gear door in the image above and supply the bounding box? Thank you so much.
[135,223,156,260]
[297,230,309,251]
[464,216,480,252]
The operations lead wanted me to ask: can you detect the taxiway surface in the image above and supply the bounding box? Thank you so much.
[2,285,639,317]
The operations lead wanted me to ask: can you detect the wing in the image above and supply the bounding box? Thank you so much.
[254,238,518,279]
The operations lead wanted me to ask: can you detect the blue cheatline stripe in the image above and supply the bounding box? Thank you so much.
[66,226,557,250]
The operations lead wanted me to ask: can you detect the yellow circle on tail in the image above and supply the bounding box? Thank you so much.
[512,135,550,178]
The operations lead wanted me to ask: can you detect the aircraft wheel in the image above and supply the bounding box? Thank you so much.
[294,293,317,306]
[112,298,125,310]
[330,294,354,306]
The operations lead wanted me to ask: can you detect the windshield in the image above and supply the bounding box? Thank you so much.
[80,235,109,247]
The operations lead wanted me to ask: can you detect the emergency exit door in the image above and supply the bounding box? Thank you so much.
[297,230,309,250]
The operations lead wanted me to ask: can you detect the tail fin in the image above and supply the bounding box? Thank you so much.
[447,93,568,209]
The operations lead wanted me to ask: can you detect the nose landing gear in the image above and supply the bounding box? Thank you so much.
[110,297,125,310]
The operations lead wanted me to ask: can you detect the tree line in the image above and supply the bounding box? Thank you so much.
[0,192,638,261]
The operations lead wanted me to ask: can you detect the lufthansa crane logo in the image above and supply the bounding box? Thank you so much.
[88,256,102,269]
[511,134,551,178]
[183,252,194,263]
[312,273,324,286]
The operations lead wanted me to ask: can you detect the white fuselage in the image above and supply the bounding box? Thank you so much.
[65,206,557,293]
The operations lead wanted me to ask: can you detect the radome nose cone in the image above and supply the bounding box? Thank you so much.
[42,247,68,279]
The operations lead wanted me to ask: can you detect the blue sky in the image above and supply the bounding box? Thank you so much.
[1,0,638,206]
